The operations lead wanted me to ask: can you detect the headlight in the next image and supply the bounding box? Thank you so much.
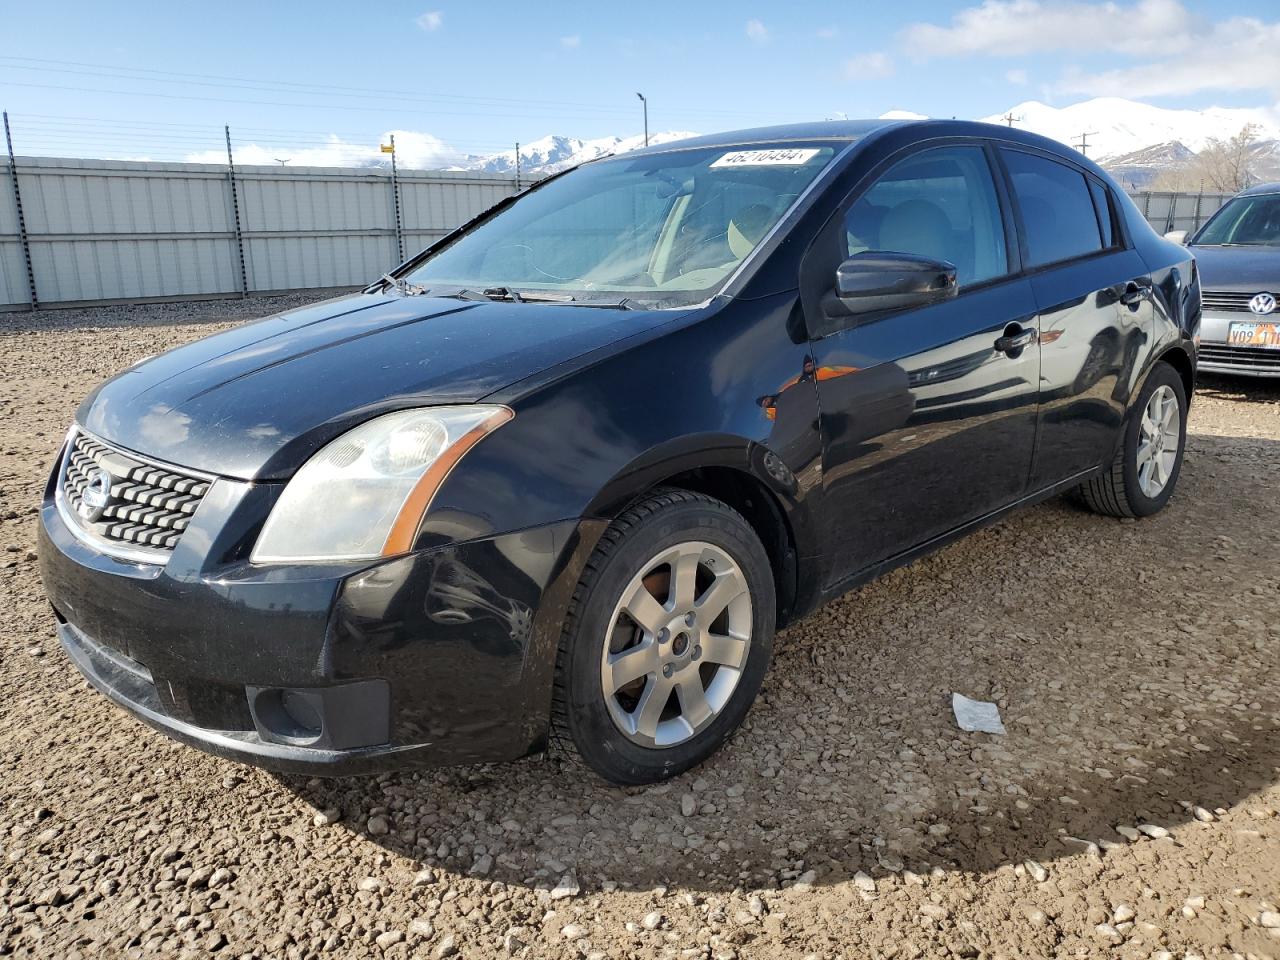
[251,405,512,563]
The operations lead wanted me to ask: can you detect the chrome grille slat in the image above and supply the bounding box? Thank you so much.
[1202,290,1276,312]
[1199,344,1280,371]
[57,429,210,561]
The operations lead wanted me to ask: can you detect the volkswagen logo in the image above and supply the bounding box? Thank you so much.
[77,468,113,522]
[1249,292,1277,316]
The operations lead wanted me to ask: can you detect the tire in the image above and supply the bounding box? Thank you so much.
[1077,361,1188,518]
[550,489,775,785]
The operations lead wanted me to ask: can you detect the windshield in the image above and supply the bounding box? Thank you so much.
[403,142,841,308]
[1195,193,1280,246]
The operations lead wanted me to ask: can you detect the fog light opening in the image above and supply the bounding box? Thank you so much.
[249,688,325,745]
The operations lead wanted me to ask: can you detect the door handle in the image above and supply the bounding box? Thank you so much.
[1118,280,1147,307]
[994,323,1037,356]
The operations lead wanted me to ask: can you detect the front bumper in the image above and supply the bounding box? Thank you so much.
[40,483,588,775]
[1198,311,1280,377]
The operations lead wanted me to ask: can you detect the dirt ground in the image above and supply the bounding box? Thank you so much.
[0,296,1277,960]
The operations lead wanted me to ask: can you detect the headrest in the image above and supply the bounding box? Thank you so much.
[727,203,777,260]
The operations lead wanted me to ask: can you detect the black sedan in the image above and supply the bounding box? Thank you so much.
[40,120,1199,785]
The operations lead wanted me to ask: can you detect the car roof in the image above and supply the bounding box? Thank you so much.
[627,119,1104,168]
[1238,181,1280,197]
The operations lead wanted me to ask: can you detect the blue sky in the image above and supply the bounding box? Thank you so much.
[3,0,1278,164]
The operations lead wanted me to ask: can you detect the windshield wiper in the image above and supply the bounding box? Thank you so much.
[566,297,640,310]
[406,285,641,309]
[481,286,581,303]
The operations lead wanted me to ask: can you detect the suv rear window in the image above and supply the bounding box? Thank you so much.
[1002,149,1103,268]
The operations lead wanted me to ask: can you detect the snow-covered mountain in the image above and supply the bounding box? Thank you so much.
[977,98,1280,162]
[185,97,1279,185]
[456,131,698,175]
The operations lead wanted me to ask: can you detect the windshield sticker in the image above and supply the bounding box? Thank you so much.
[710,148,821,168]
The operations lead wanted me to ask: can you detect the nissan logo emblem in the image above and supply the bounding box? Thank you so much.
[77,468,112,522]
[1249,292,1277,316]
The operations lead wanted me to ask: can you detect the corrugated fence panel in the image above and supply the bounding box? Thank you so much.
[0,168,25,305]
[2,157,522,310]
[1127,191,1232,235]
[9,158,241,302]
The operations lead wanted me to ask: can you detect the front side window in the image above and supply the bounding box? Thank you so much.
[1002,149,1104,267]
[842,145,1009,288]
[1195,193,1280,246]
[404,143,840,308]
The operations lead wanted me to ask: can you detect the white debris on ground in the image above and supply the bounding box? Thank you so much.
[951,692,1008,735]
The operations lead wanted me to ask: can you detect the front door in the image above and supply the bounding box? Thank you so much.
[802,143,1040,585]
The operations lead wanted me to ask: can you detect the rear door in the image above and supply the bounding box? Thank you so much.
[802,142,1040,585]
[997,147,1155,487]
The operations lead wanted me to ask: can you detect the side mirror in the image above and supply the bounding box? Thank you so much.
[835,251,958,315]
[1163,230,1188,244]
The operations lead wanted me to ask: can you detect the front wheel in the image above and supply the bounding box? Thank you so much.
[1077,361,1188,518]
[550,489,775,785]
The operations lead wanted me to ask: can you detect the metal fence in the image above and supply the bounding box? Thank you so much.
[1,155,1238,312]
[1128,190,1232,236]
[1,156,523,311]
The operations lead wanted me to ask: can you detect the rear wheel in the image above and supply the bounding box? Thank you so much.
[1077,361,1187,518]
[551,489,775,785]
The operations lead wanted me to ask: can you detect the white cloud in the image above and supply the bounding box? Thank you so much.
[745,19,769,44]
[560,34,581,49]
[1060,17,1280,98]
[843,52,894,80]
[899,0,1280,100]
[901,0,1194,59]
[817,26,839,39]
[415,10,443,32]
[189,131,462,170]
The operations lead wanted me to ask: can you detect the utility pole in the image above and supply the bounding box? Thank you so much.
[389,133,403,263]
[1075,131,1097,156]
[3,110,37,310]
[224,124,248,298]
[636,92,648,147]
[1001,112,1019,127]
[514,142,521,192]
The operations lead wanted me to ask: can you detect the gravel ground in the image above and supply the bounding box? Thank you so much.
[1,296,1278,960]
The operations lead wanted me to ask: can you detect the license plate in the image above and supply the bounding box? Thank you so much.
[1227,320,1280,348]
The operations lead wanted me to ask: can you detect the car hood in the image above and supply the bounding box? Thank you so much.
[79,292,681,480]
[1190,244,1280,291]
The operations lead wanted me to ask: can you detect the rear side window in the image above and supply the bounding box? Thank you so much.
[1002,149,1103,267]
[1088,179,1119,249]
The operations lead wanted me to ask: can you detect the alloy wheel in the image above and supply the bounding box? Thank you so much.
[600,541,752,748]
[1136,383,1181,498]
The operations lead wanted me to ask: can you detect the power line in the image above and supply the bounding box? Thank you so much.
[0,79,637,124]
[0,56,768,121]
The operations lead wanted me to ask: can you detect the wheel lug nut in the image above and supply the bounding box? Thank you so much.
[662,664,674,678]
[692,645,702,661]
[657,628,669,643]
[684,612,696,626]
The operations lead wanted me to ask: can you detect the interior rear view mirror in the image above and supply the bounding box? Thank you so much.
[835,251,958,315]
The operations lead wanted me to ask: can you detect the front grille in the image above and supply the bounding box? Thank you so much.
[1199,343,1280,373]
[1201,290,1274,312]
[59,430,211,558]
